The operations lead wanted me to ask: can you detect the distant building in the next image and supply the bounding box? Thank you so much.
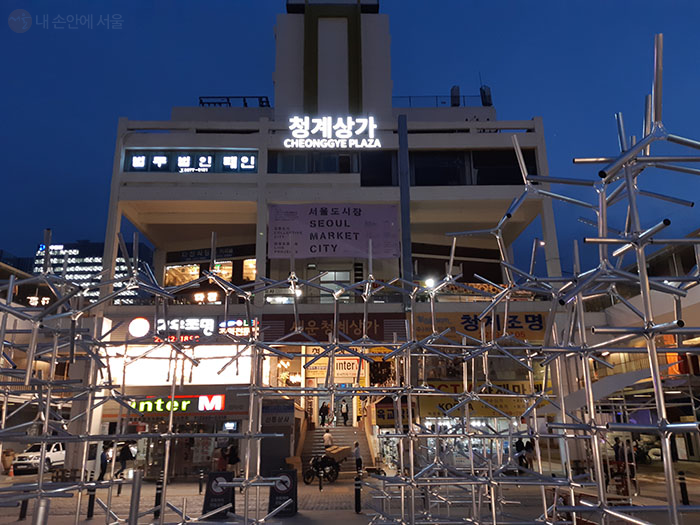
[33,240,152,304]
[0,249,33,274]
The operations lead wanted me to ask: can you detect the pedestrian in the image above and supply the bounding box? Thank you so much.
[613,437,622,462]
[319,402,329,427]
[515,438,526,468]
[524,440,535,469]
[323,429,333,449]
[227,442,240,473]
[98,444,110,481]
[354,441,362,473]
[341,399,349,426]
[216,447,228,471]
[115,442,134,478]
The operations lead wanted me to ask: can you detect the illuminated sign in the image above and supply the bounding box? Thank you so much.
[219,318,259,338]
[131,317,258,343]
[125,150,257,173]
[129,394,225,413]
[283,116,381,149]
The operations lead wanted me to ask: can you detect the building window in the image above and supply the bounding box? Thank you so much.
[268,151,360,174]
[472,149,536,185]
[319,270,351,303]
[164,264,200,287]
[360,151,395,186]
[411,151,467,186]
[243,258,256,281]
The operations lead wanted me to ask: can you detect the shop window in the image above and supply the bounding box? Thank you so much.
[164,264,200,287]
[212,261,232,281]
[243,258,256,281]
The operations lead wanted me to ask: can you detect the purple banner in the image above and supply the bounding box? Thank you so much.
[268,204,399,259]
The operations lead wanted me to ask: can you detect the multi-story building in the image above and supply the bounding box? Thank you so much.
[93,0,562,478]
[33,241,152,304]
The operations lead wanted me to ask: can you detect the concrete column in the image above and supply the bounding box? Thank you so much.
[152,249,166,286]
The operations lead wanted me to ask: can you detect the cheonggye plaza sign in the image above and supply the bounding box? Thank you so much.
[283,116,381,149]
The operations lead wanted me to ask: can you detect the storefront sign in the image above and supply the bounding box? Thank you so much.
[125,150,257,173]
[375,398,416,428]
[418,380,544,418]
[261,312,404,343]
[129,394,225,414]
[304,351,366,380]
[127,316,258,343]
[261,401,294,427]
[268,204,399,259]
[283,116,380,149]
[413,311,547,343]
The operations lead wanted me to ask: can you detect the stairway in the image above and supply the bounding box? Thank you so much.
[301,425,372,472]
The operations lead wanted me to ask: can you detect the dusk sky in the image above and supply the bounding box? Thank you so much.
[3,0,700,274]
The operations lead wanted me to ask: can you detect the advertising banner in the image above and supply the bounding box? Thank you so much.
[268,204,399,259]
[418,380,545,418]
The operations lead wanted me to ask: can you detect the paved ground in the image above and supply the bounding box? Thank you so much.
[2,462,700,524]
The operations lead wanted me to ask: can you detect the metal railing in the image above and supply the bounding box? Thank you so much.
[198,96,271,108]
[392,95,483,108]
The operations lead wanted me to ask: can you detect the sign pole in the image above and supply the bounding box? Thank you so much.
[398,114,412,303]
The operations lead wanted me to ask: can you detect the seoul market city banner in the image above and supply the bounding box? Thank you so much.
[267,204,399,259]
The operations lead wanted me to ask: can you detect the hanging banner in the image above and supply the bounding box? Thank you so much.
[267,204,399,259]
[418,380,545,419]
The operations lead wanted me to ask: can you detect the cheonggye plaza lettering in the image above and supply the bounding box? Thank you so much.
[284,116,382,149]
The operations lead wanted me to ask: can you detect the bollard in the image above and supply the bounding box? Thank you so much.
[32,499,50,525]
[127,470,142,525]
[154,473,164,519]
[679,471,690,505]
[18,496,28,521]
[354,476,361,514]
[199,469,204,495]
[117,476,123,497]
[318,468,323,492]
[87,472,96,519]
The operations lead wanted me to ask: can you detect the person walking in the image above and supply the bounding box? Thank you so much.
[98,444,110,481]
[524,440,535,470]
[319,402,329,427]
[354,441,362,474]
[323,429,333,449]
[340,399,349,426]
[115,442,134,478]
[515,438,526,468]
[227,442,240,473]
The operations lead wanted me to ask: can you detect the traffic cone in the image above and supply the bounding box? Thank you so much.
[8,465,13,477]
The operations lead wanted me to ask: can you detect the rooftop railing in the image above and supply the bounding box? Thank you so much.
[393,95,484,108]
[199,96,272,108]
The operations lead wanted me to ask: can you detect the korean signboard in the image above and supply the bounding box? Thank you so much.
[304,348,367,381]
[413,311,547,343]
[418,380,545,419]
[284,116,381,149]
[125,150,257,173]
[268,204,399,259]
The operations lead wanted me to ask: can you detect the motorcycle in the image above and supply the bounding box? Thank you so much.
[303,454,340,485]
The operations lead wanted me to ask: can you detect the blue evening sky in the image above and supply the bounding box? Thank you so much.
[3,0,700,275]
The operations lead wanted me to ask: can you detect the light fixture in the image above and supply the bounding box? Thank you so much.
[194,292,205,303]
[128,317,150,338]
[294,289,302,297]
[666,390,682,394]
[601,351,610,357]
[425,278,436,288]
[682,336,700,346]
[538,240,546,246]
